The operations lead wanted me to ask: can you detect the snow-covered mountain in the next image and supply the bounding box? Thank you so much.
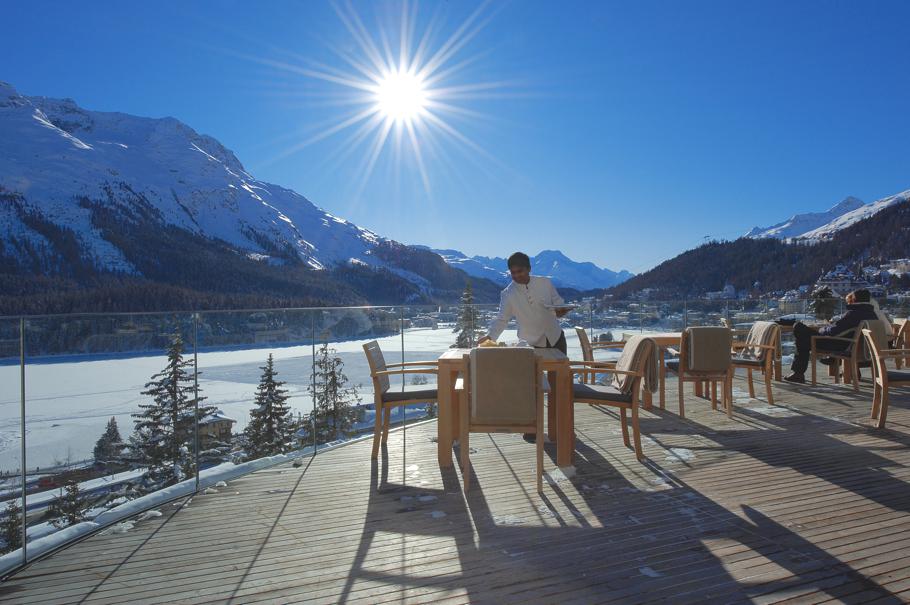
[746,190,910,241]
[0,81,390,274]
[745,196,865,240]
[426,248,633,290]
[0,82,507,305]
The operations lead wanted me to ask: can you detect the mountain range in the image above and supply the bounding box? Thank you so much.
[0,82,633,314]
[422,248,634,290]
[746,190,909,240]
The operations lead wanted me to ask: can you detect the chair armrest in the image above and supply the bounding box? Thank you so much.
[570,360,618,368]
[384,361,439,368]
[733,343,775,351]
[810,335,854,344]
[590,342,625,349]
[373,368,439,377]
[878,349,910,359]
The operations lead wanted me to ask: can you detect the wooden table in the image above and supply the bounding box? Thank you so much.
[436,348,573,468]
[649,332,683,409]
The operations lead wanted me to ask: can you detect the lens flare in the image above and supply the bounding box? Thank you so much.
[375,70,427,123]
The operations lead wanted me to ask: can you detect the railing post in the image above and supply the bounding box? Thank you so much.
[311,312,317,455]
[19,317,27,565]
[193,313,200,494]
[400,307,406,470]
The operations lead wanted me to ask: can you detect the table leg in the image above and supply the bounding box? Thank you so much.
[659,348,666,409]
[556,365,574,467]
[547,370,557,441]
[437,366,455,467]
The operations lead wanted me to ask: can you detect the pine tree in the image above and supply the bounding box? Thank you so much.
[244,354,295,459]
[130,331,214,488]
[47,480,86,529]
[93,417,124,465]
[310,343,361,443]
[0,499,23,554]
[453,281,481,348]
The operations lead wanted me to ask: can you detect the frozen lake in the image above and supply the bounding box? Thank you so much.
[0,326,615,471]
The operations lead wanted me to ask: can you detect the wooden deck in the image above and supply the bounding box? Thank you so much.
[3,371,910,604]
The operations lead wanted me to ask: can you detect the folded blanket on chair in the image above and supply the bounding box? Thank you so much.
[611,335,658,394]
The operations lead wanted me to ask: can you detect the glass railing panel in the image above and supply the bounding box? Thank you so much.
[17,312,194,554]
[193,308,317,463]
[0,317,24,556]
[591,300,643,340]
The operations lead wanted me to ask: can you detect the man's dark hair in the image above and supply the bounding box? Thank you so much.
[852,289,871,303]
[507,252,531,269]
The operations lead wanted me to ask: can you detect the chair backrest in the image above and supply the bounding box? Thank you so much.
[684,327,732,372]
[744,321,780,362]
[469,347,537,426]
[857,320,889,363]
[862,327,888,381]
[363,340,390,394]
[610,335,657,394]
[575,326,593,362]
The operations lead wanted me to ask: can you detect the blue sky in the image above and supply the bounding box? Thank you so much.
[4,1,909,274]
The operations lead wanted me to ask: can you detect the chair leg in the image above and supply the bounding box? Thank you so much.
[851,360,860,392]
[537,390,544,493]
[725,371,733,418]
[710,381,717,410]
[876,387,890,429]
[619,407,630,447]
[382,406,392,444]
[371,402,384,459]
[811,347,817,385]
[747,368,755,398]
[765,368,774,405]
[631,403,643,461]
[678,376,685,419]
[870,384,881,420]
[460,391,471,491]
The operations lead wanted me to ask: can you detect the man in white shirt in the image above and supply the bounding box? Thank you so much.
[478,252,571,442]
[478,252,571,351]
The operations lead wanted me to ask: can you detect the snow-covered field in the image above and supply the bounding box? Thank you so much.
[0,326,609,472]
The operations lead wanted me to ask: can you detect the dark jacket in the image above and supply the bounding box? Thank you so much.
[819,303,879,338]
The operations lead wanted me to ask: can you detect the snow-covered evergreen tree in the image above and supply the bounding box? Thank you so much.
[93,416,124,465]
[47,480,86,529]
[310,343,361,443]
[244,353,295,459]
[130,331,214,488]
[0,499,22,554]
[453,281,482,348]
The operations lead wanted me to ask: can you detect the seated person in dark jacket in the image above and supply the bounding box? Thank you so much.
[785,288,878,383]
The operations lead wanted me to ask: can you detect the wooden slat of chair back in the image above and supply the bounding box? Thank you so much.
[363,340,390,394]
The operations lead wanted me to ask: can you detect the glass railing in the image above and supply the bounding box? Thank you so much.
[0,296,905,574]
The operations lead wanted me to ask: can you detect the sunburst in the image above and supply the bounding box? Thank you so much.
[251,0,509,196]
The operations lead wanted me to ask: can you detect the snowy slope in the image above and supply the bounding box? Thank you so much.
[746,190,910,241]
[745,196,864,240]
[799,189,910,240]
[428,248,633,290]
[0,82,389,276]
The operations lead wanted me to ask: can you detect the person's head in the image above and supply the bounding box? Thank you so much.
[507,252,531,285]
[852,289,871,303]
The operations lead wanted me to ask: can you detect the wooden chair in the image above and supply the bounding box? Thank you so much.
[810,320,885,391]
[568,335,656,461]
[363,341,438,459]
[893,319,909,369]
[458,347,544,492]
[668,327,733,418]
[574,326,624,384]
[731,321,780,404]
[863,326,910,429]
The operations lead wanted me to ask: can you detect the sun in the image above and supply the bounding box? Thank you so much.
[375,69,427,124]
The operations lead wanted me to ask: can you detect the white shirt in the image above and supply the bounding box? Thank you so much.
[486,275,565,346]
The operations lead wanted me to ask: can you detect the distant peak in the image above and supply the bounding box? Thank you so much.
[829,196,864,213]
